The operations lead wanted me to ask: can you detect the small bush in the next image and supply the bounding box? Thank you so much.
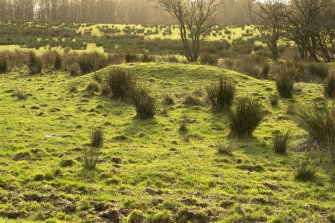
[199,52,217,65]
[276,75,294,98]
[132,86,156,120]
[307,63,329,80]
[0,53,8,73]
[272,131,290,154]
[324,74,335,98]
[86,80,100,93]
[27,52,43,75]
[91,128,104,148]
[68,63,81,76]
[107,68,134,101]
[206,77,235,112]
[54,51,62,70]
[229,97,265,138]
[295,161,316,182]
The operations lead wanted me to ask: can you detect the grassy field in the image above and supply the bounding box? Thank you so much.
[0,22,260,56]
[1,62,334,222]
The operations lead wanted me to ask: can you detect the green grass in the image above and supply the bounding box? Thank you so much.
[0,62,334,222]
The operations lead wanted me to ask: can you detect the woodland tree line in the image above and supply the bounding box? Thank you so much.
[0,0,255,24]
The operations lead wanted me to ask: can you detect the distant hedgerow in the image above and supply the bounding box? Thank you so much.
[229,97,265,138]
[206,76,235,112]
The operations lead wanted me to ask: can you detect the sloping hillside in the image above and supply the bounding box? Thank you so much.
[0,63,334,222]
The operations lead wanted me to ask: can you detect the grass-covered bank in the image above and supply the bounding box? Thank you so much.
[0,63,334,222]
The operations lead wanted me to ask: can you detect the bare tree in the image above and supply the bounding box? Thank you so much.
[283,0,335,62]
[156,0,220,62]
[256,0,286,61]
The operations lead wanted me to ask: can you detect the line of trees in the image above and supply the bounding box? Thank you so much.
[257,0,335,62]
[0,0,256,24]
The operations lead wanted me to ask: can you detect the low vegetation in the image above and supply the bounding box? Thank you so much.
[229,97,264,138]
[206,76,235,112]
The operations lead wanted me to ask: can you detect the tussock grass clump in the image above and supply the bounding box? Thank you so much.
[307,62,329,80]
[200,52,217,65]
[132,86,156,120]
[162,94,174,105]
[183,94,203,106]
[86,80,100,93]
[261,63,270,79]
[324,74,335,98]
[206,77,235,112]
[83,129,104,170]
[107,68,134,101]
[54,51,62,70]
[149,211,173,223]
[100,85,112,96]
[295,161,316,182]
[276,75,294,98]
[141,52,155,62]
[91,128,104,148]
[125,51,139,63]
[272,131,291,154]
[0,53,8,73]
[296,103,335,157]
[68,63,81,76]
[229,97,265,138]
[27,52,43,75]
[269,94,279,106]
[77,52,107,74]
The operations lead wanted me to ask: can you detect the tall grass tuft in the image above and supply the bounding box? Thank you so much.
[132,86,156,120]
[91,128,104,148]
[229,97,265,138]
[54,51,62,70]
[276,75,294,98]
[324,74,335,98]
[307,62,329,80]
[206,76,235,112]
[27,52,43,75]
[296,103,335,150]
[272,131,291,154]
[107,68,134,101]
[0,53,8,73]
[83,129,104,170]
